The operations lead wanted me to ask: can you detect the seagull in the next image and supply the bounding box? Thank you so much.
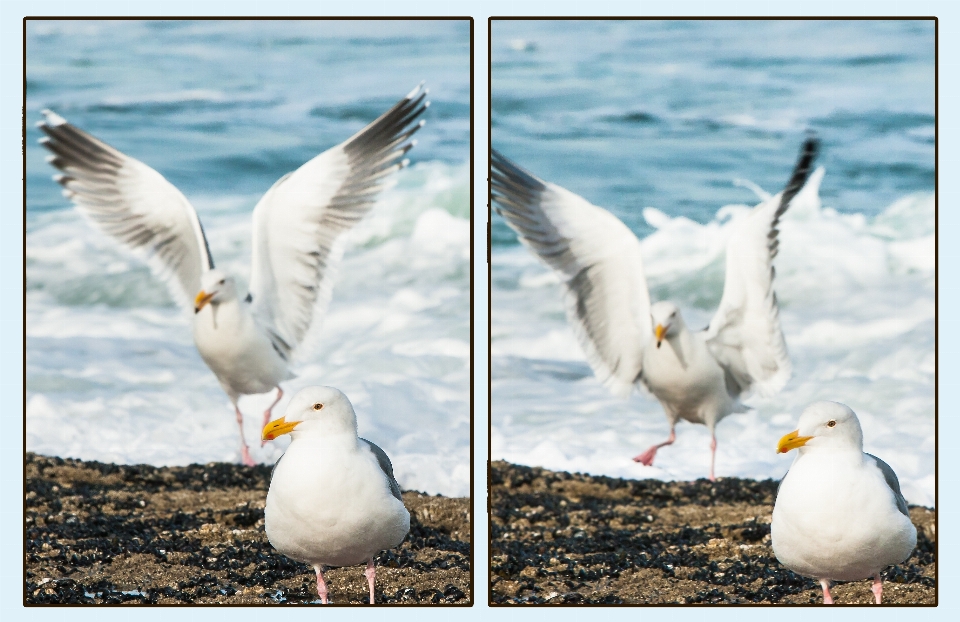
[262,386,409,604]
[491,136,819,481]
[772,401,917,604]
[37,84,429,466]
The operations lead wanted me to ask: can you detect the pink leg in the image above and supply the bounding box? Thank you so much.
[632,428,676,466]
[709,434,718,482]
[872,573,883,604]
[234,404,256,467]
[260,386,284,447]
[820,578,834,604]
[365,558,376,604]
[314,565,328,604]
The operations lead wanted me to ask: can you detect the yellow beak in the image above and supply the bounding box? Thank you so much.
[777,429,813,453]
[262,416,301,442]
[655,324,666,346]
[194,290,214,313]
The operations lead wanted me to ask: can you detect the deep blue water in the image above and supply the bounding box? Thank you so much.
[27,19,470,217]
[491,19,934,245]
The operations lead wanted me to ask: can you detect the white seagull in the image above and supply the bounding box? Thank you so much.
[38,84,429,466]
[262,386,409,604]
[491,136,818,480]
[772,401,917,604]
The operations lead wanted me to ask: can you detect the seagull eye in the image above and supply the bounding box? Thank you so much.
[826,420,836,428]
[313,403,323,411]
[218,279,225,285]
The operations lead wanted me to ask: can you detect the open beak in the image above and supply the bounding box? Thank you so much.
[194,290,214,313]
[655,324,666,348]
[777,429,813,453]
[262,416,301,442]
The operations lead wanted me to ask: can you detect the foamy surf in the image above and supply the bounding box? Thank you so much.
[491,167,934,507]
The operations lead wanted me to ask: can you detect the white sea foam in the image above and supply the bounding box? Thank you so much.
[26,160,470,497]
[491,167,935,506]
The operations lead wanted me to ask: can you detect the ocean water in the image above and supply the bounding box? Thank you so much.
[491,20,935,506]
[25,20,471,497]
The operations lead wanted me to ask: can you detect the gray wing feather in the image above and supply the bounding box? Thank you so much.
[491,149,651,398]
[866,453,910,517]
[361,439,403,502]
[37,110,215,311]
[270,453,283,481]
[776,134,820,222]
[248,85,428,360]
[705,135,819,398]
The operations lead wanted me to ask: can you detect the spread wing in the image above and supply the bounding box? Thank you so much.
[248,84,428,359]
[38,110,214,311]
[361,438,403,502]
[705,135,819,397]
[866,453,910,517]
[491,150,651,398]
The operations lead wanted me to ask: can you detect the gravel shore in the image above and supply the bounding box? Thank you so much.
[490,461,935,605]
[25,452,471,605]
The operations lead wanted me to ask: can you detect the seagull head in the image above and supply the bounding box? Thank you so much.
[261,386,358,442]
[194,269,237,313]
[777,401,863,454]
[650,301,683,348]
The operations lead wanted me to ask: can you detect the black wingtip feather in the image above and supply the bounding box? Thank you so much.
[490,149,548,215]
[777,133,820,214]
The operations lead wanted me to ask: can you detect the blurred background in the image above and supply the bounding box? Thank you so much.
[490,19,935,505]
[26,19,471,497]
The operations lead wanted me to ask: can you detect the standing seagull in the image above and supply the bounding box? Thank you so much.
[772,401,916,604]
[491,136,818,480]
[262,386,410,604]
[38,84,429,466]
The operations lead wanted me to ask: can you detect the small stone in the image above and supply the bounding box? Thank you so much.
[498,581,521,597]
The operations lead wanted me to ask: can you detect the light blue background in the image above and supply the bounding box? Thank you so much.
[2,0,955,620]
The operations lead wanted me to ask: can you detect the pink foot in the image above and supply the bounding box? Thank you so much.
[365,558,376,604]
[632,447,658,465]
[315,565,328,604]
[632,429,676,466]
[872,573,882,604]
[820,578,834,604]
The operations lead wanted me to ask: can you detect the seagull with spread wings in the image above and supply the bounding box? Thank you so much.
[492,136,818,481]
[38,84,429,466]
